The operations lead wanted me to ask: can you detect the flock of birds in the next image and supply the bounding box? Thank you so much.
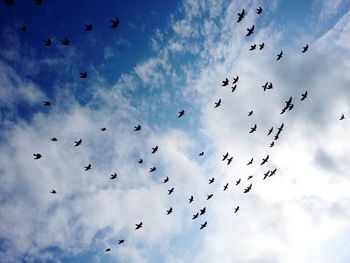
[6,0,346,254]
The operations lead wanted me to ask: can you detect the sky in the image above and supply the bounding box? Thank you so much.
[0,0,350,262]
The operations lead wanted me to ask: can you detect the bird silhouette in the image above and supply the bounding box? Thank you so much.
[33,153,42,159]
[85,23,93,31]
[200,221,207,229]
[227,156,233,165]
[222,78,229,86]
[249,44,256,51]
[152,146,158,154]
[135,222,143,230]
[248,110,253,116]
[270,141,274,147]
[189,195,194,203]
[178,110,185,118]
[138,158,143,164]
[259,43,265,50]
[209,177,215,184]
[118,240,124,244]
[231,85,237,92]
[288,103,294,111]
[50,137,58,141]
[223,183,229,191]
[110,173,117,179]
[247,158,253,165]
[200,207,206,215]
[263,171,270,180]
[277,123,284,133]
[214,98,222,108]
[340,114,345,120]
[61,38,70,46]
[168,187,174,195]
[267,127,273,136]
[276,51,283,60]
[5,0,14,6]
[256,6,263,14]
[267,82,273,89]
[50,189,56,194]
[246,25,255,36]
[111,18,120,28]
[192,213,199,219]
[260,155,269,165]
[19,25,27,32]
[232,76,239,84]
[249,124,257,133]
[207,194,214,200]
[199,152,204,156]
[234,206,240,213]
[167,207,173,215]
[74,139,82,147]
[247,175,253,180]
[80,72,88,78]
[237,9,245,23]
[244,183,252,193]
[236,179,241,185]
[35,0,42,5]
[105,248,111,252]
[270,168,277,177]
[222,152,229,161]
[149,167,156,173]
[163,176,169,183]
[43,38,52,46]
[134,124,142,131]
[84,164,92,171]
[300,91,308,101]
[262,82,268,91]
[100,127,106,131]
[302,44,309,53]
[43,100,51,106]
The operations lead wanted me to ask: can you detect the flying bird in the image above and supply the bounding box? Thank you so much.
[105,248,111,252]
[278,123,284,133]
[232,76,239,84]
[267,127,273,136]
[227,156,233,165]
[234,206,239,213]
[84,164,92,171]
[236,179,241,185]
[134,124,141,131]
[50,137,58,141]
[276,51,283,60]
[19,25,27,32]
[247,158,253,165]
[149,167,156,173]
[200,207,206,215]
[244,183,252,193]
[50,189,56,194]
[270,168,277,177]
[260,155,269,165]
[247,175,253,180]
[138,158,143,164]
[5,0,14,6]
[263,171,270,180]
[189,195,194,203]
[270,141,275,147]
[256,6,263,14]
[237,9,245,23]
[43,100,51,106]
[33,153,42,159]
[80,72,88,78]
[209,177,215,184]
[259,43,265,50]
[302,44,309,53]
[35,0,42,5]
[340,114,345,120]
[207,194,214,200]
[249,44,256,51]
[85,23,93,31]
[223,183,229,191]
[61,38,70,46]
[262,82,269,91]
[267,82,273,89]
[163,176,169,183]
[231,85,237,92]
[74,139,82,147]
[300,91,308,101]
[200,221,207,230]
[222,78,229,86]
[246,25,255,36]
[249,124,257,133]
[192,213,199,220]
[118,240,124,244]
[248,111,253,116]
[43,38,52,46]
[214,98,222,108]
[135,222,143,230]
[100,127,106,131]
[222,152,229,161]
[168,187,174,195]
[199,152,204,156]
[178,110,185,118]
[111,18,120,28]
[166,207,173,215]
[110,173,117,179]
[151,146,158,154]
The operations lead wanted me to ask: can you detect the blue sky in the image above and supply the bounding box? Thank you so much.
[1,0,350,262]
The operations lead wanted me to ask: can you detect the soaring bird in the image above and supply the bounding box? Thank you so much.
[263,171,270,180]
[80,72,88,78]
[247,158,253,165]
[222,152,229,161]
[33,153,42,159]
[231,85,237,92]
[267,82,273,89]
[234,206,239,213]
[277,123,284,133]
[105,248,111,252]
[61,38,70,46]
[249,44,256,51]
[178,110,185,118]
[302,44,309,53]
[214,98,222,108]
[232,76,239,84]
[166,207,173,215]
[74,139,82,147]
[100,127,107,132]
[85,23,93,31]
[270,168,277,177]
[200,221,207,229]
[134,124,142,131]
[209,177,215,184]
[247,175,253,180]
[227,156,233,165]
[237,9,245,23]
[288,104,294,111]
[50,137,58,141]
[138,158,143,164]
[259,43,265,50]
[149,167,156,173]
[84,164,92,171]
[135,222,143,230]
[110,173,117,179]
[192,213,199,220]
[152,146,158,154]
[168,187,174,195]
[246,25,255,36]
[43,38,52,46]
[260,155,269,165]
[50,189,56,194]
[222,78,229,86]
[43,100,51,106]
[340,114,345,120]
[236,179,241,185]
[267,127,273,136]
[207,194,214,200]
[256,6,263,14]
[189,195,194,203]
[111,18,120,28]
[163,176,169,183]
[249,124,257,133]
[262,82,268,91]
[200,207,206,215]
[244,183,252,193]
[19,25,27,32]
[300,91,308,101]
[199,152,204,156]
[223,183,229,191]
[248,111,253,116]
[270,141,275,147]
[118,240,125,244]
[276,51,283,60]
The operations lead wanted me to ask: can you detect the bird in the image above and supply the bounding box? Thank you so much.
[209,177,215,184]
[85,23,93,31]
[300,91,308,101]
[246,25,255,36]
[231,85,237,92]
[138,159,143,164]
[232,76,239,84]
[35,0,42,5]
[267,127,273,136]
[200,207,206,215]
[249,44,256,51]
[247,175,253,180]
[163,176,169,183]
[262,82,269,91]
[200,221,207,230]
[227,156,233,165]
[111,18,120,28]
[207,194,214,200]
[244,183,252,193]
[135,222,143,230]
[247,158,253,165]
[19,25,27,32]
[340,114,345,120]
[168,187,174,195]
[222,152,229,161]
[274,134,280,141]
[214,98,222,108]
[152,146,158,154]
[178,110,185,118]
[223,183,229,191]
[276,51,283,60]
[84,164,92,171]
[248,110,253,116]
[263,171,270,180]
[105,248,111,252]
[149,167,156,173]
[237,9,245,23]
[192,213,199,220]
[288,103,294,111]
[199,152,204,156]
[43,38,52,46]
[50,137,58,141]
[134,124,142,131]
[110,173,117,179]
[100,127,106,131]
[270,141,274,147]
[302,44,309,53]
[234,206,240,213]
[189,195,194,203]
[270,168,277,177]
[267,82,273,89]
[222,78,229,86]
[80,72,88,78]
[256,6,263,14]
[236,179,241,185]
[118,240,124,244]
[61,38,70,46]
[5,0,14,6]
[259,43,265,50]
[277,123,284,133]
[260,155,269,165]
[33,153,42,159]
[74,139,82,147]
[50,189,56,194]
[249,124,257,133]
[43,100,51,106]
[166,207,173,215]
